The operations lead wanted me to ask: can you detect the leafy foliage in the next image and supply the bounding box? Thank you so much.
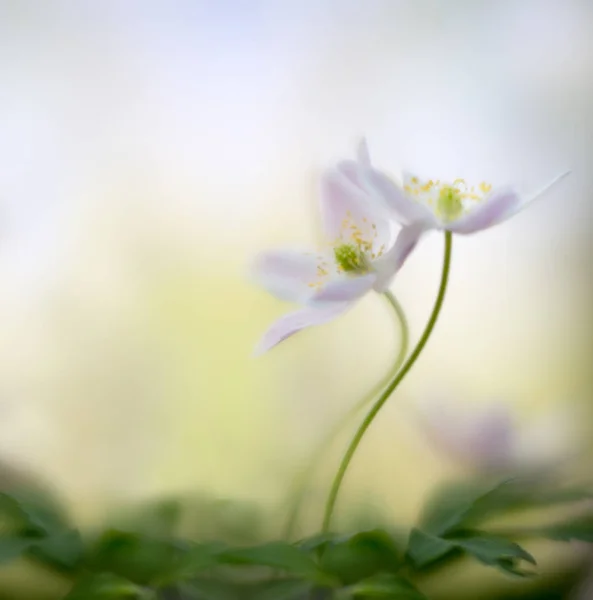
[318,529,403,585]
[418,478,591,537]
[0,478,592,599]
[406,528,536,577]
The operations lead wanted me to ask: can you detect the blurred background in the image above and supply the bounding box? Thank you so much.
[0,1,592,598]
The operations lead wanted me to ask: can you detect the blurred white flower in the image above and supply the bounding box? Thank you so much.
[411,395,580,474]
[337,139,570,267]
[252,164,413,355]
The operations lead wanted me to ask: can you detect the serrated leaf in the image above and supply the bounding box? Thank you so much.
[0,537,33,563]
[420,479,591,536]
[448,532,536,576]
[65,573,150,599]
[419,481,489,536]
[320,529,402,585]
[539,514,593,543]
[220,542,322,580]
[405,529,456,568]
[344,574,428,599]
[406,528,536,576]
[467,481,591,523]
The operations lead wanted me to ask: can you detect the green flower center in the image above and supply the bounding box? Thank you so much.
[334,243,367,273]
[437,185,464,222]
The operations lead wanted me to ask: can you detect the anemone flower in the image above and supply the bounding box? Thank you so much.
[336,139,570,262]
[253,167,416,355]
[412,395,579,474]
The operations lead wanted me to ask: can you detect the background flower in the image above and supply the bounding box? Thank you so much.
[410,393,583,475]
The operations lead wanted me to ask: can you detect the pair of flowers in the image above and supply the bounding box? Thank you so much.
[253,139,568,354]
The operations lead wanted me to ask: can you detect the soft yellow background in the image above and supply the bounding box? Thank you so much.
[0,1,591,552]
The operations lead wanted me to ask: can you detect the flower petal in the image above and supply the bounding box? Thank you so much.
[310,273,376,303]
[335,138,372,189]
[356,137,371,167]
[319,168,392,248]
[372,221,430,291]
[254,302,351,355]
[319,168,375,239]
[366,168,437,227]
[252,249,322,303]
[506,171,571,219]
[446,186,522,234]
[469,403,515,470]
[415,397,514,472]
[335,159,367,192]
[448,171,570,234]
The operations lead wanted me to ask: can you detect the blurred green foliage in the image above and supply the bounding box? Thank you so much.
[0,476,592,599]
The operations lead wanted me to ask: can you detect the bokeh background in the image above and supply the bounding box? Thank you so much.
[1,1,592,598]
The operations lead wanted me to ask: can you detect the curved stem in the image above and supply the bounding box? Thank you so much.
[322,231,453,533]
[282,290,409,540]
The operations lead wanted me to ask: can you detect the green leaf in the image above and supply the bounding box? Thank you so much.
[419,479,591,536]
[319,529,403,585]
[29,528,85,570]
[0,537,33,564]
[465,480,591,524]
[65,573,151,599]
[539,514,593,543]
[296,532,337,552]
[419,481,490,535]
[344,574,428,599]
[448,532,536,577]
[157,541,226,583]
[405,529,456,568]
[253,579,315,600]
[89,529,187,586]
[406,528,536,576]
[175,580,238,600]
[0,490,71,536]
[219,541,322,580]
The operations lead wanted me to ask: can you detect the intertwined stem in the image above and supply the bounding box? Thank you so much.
[282,290,409,539]
[322,231,453,532]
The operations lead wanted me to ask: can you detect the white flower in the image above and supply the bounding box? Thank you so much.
[337,139,570,265]
[412,395,580,474]
[252,167,413,355]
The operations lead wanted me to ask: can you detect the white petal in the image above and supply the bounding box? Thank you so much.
[469,404,515,469]
[356,137,371,167]
[448,171,570,234]
[252,249,321,303]
[507,171,571,219]
[254,302,351,355]
[372,221,429,291]
[336,159,367,192]
[337,138,371,193]
[336,138,371,188]
[446,186,522,234]
[319,168,372,239]
[415,397,514,471]
[310,273,376,303]
[319,168,392,247]
[367,168,437,227]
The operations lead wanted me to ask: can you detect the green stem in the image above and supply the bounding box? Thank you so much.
[322,230,453,532]
[282,290,409,540]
